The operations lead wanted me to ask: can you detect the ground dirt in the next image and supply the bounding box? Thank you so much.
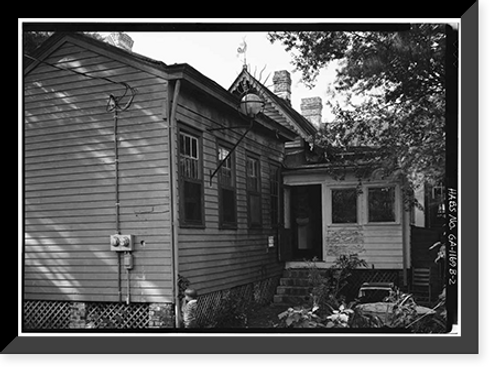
[245,303,290,328]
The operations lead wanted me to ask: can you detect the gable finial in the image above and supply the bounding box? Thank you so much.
[236,36,248,69]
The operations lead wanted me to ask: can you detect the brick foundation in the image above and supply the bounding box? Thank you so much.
[148,302,175,329]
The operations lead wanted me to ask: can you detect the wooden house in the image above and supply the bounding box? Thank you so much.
[228,70,410,301]
[23,32,299,329]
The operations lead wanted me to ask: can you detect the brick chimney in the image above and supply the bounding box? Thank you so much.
[105,32,134,52]
[300,97,323,128]
[272,70,291,104]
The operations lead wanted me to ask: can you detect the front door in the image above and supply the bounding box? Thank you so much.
[290,185,322,261]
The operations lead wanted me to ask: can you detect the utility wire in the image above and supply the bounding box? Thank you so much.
[176,102,285,158]
[25,54,284,160]
[24,53,137,104]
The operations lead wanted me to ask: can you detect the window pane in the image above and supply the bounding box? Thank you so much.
[184,135,191,157]
[332,189,357,223]
[221,188,236,224]
[183,181,202,223]
[180,134,186,155]
[269,164,279,226]
[368,187,395,222]
[218,146,233,187]
[249,194,261,225]
[191,138,198,159]
[180,132,200,180]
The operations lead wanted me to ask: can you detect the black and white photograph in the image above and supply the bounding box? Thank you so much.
[13,14,482,360]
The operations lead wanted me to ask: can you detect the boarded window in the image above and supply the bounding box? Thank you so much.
[218,143,237,227]
[179,131,203,226]
[247,156,261,227]
[368,187,396,222]
[331,189,358,224]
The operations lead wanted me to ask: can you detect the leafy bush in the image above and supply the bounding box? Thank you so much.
[278,305,354,329]
[278,254,448,333]
[306,254,367,313]
[211,290,251,328]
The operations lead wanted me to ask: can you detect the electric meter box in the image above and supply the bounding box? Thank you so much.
[110,234,134,252]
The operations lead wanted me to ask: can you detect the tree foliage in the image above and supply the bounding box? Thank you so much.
[23,31,105,55]
[269,25,447,188]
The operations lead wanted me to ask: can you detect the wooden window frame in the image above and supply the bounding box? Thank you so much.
[246,153,262,228]
[217,140,237,229]
[178,128,205,228]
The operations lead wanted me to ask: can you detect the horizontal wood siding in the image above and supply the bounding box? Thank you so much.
[324,223,403,269]
[175,95,285,295]
[362,225,404,268]
[24,40,173,303]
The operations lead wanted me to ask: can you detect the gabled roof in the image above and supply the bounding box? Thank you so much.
[228,68,318,139]
[24,32,298,141]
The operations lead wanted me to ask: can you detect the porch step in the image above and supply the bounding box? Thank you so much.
[273,268,313,305]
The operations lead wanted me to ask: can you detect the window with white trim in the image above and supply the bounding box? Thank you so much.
[179,131,204,226]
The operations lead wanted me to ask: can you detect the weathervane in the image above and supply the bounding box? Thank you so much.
[237,36,248,69]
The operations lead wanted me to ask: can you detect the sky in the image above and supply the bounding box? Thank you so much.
[121,31,337,122]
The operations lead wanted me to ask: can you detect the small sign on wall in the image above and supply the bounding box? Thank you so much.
[268,235,275,248]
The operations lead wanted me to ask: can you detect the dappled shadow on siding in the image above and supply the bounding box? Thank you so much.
[24,57,173,304]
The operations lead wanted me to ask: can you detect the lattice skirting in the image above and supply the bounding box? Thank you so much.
[23,300,174,330]
[23,300,73,330]
[196,276,281,328]
[24,277,280,330]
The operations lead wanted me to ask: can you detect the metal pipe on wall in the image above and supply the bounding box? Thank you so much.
[112,106,122,302]
[167,80,182,327]
[107,89,136,304]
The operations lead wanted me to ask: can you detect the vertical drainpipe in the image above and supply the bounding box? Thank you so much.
[166,79,182,328]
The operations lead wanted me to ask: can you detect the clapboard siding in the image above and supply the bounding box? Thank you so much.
[324,222,404,269]
[175,95,285,295]
[24,40,173,303]
[306,176,406,270]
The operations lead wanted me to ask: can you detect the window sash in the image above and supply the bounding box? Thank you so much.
[218,143,236,227]
[182,180,203,224]
[180,132,200,180]
[220,187,237,225]
[269,164,280,227]
[331,189,358,224]
[218,145,234,188]
[368,187,396,223]
[246,156,261,227]
[179,130,203,226]
[246,157,259,192]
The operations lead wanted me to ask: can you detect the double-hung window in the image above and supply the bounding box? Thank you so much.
[246,155,261,227]
[269,163,280,228]
[218,143,237,227]
[179,131,204,226]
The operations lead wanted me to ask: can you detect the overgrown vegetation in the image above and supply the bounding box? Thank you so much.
[278,255,448,332]
[305,254,367,316]
[269,25,450,192]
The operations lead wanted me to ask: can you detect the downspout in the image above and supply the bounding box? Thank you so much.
[166,80,182,328]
